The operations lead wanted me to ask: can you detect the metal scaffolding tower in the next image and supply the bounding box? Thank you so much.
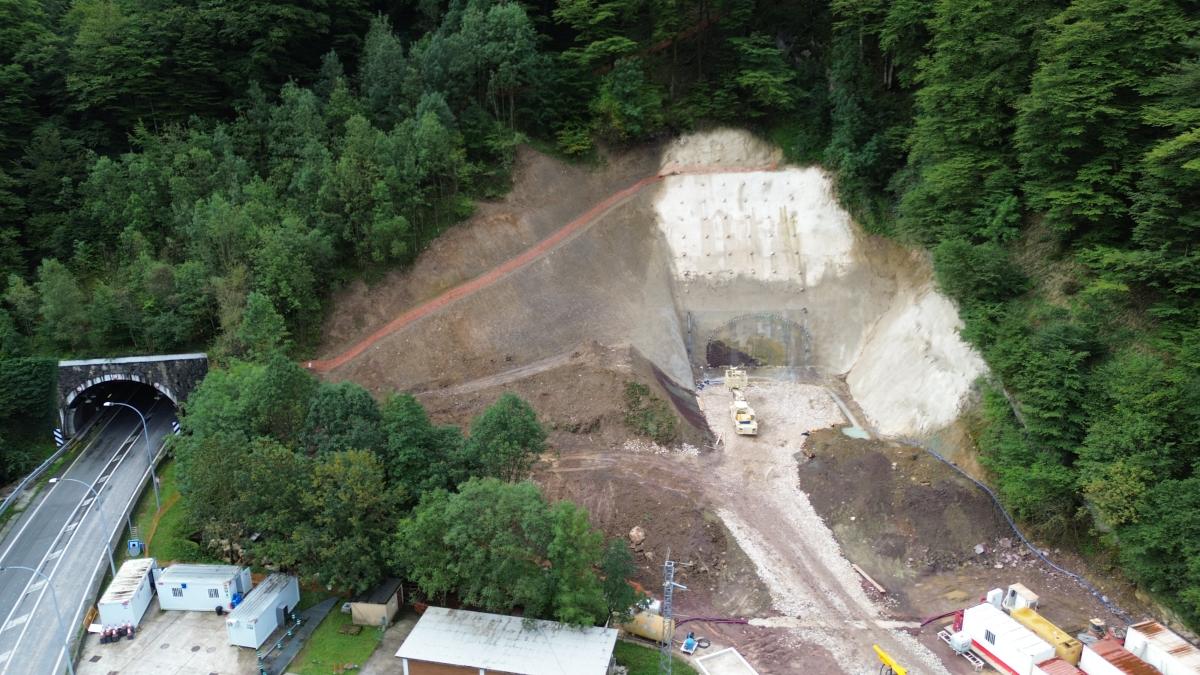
[659,553,687,675]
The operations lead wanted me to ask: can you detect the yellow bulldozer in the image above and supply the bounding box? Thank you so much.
[725,367,758,436]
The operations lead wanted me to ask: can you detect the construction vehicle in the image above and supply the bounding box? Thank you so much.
[725,367,758,436]
[874,645,907,675]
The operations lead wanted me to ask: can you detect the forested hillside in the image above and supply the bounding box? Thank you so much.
[0,0,1197,626]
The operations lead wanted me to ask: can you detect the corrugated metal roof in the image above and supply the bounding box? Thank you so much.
[1037,658,1083,675]
[395,606,618,675]
[158,564,243,584]
[1130,620,1200,669]
[228,574,295,620]
[1091,638,1160,675]
[99,558,155,605]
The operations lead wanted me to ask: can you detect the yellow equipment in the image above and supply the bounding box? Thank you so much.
[724,367,758,436]
[1010,607,1083,665]
[620,610,675,644]
[873,645,906,675]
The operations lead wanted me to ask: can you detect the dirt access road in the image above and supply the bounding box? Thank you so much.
[306,161,775,374]
[695,380,952,674]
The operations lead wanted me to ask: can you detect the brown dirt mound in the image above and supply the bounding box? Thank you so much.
[797,429,1137,634]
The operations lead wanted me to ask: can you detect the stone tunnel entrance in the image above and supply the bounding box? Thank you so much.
[58,354,208,435]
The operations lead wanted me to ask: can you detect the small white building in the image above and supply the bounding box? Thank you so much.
[225,574,300,649]
[395,606,618,675]
[97,558,158,628]
[1080,638,1159,675]
[155,564,251,612]
[961,602,1055,675]
[1124,621,1200,675]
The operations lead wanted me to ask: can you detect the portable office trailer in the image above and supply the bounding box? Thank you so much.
[155,564,251,612]
[97,558,158,628]
[962,603,1056,675]
[225,574,300,648]
[1124,621,1200,675]
[1080,638,1159,675]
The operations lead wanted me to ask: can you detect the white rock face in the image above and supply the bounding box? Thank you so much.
[653,130,988,437]
[846,287,987,437]
[654,169,857,288]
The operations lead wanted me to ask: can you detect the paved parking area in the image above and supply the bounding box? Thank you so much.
[77,598,258,675]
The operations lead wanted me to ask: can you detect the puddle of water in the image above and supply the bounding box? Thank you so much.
[841,426,870,439]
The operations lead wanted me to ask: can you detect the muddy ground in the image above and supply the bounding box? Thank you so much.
[796,430,1145,667]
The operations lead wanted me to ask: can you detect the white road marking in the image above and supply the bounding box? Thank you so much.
[2,615,28,633]
[3,400,170,675]
[45,549,62,561]
[0,649,11,665]
[0,407,128,565]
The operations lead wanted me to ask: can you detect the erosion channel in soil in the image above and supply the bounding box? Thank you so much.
[316,130,1128,674]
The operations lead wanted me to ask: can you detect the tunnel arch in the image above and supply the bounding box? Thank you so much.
[64,372,178,409]
[57,354,207,437]
[64,377,179,435]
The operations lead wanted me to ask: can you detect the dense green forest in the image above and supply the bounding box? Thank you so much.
[0,0,1197,626]
[174,354,642,624]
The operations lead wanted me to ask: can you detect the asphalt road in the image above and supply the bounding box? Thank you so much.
[0,392,174,675]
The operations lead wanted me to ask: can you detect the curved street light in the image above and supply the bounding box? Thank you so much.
[0,565,76,675]
[54,477,116,577]
[102,402,160,511]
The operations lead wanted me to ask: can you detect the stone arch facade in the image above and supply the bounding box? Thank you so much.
[57,354,208,435]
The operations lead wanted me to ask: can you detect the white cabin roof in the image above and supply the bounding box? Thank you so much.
[158,564,243,584]
[100,558,156,605]
[228,574,295,621]
[966,603,1054,656]
[395,606,618,675]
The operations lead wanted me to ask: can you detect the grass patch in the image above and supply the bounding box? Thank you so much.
[124,460,217,564]
[614,640,699,675]
[623,382,679,445]
[289,609,382,675]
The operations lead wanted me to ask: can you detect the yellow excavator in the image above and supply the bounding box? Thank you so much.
[725,367,758,436]
[873,645,907,675]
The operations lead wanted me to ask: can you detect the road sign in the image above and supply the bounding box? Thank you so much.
[52,428,64,448]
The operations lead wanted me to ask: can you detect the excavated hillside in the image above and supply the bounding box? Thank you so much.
[318,129,984,439]
[313,130,1126,675]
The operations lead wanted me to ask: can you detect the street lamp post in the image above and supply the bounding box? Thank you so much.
[56,478,116,576]
[0,565,77,675]
[102,402,160,511]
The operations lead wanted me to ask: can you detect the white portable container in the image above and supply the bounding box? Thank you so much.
[1124,621,1200,675]
[155,564,251,612]
[225,574,300,649]
[1080,638,1160,675]
[97,558,158,628]
[962,603,1055,675]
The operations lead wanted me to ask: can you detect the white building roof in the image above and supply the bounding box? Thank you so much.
[100,558,156,605]
[966,603,1053,656]
[395,607,618,675]
[158,564,243,584]
[1128,621,1200,670]
[228,574,294,621]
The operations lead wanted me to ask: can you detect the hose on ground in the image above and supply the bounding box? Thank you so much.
[903,435,1135,625]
